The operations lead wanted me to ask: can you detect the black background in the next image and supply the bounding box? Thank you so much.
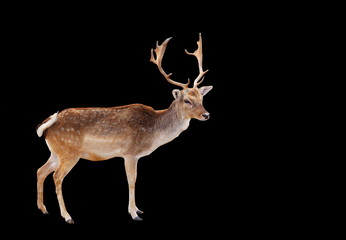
[1,3,313,238]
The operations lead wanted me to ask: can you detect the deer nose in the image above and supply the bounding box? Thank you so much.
[202,112,210,120]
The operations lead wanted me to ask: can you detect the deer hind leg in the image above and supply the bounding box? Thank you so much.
[37,152,59,214]
[124,156,143,221]
[53,153,80,224]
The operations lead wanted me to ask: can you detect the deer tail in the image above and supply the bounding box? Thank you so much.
[36,112,58,137]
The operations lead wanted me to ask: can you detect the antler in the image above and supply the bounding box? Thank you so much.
[185,33,209,88]
[150,37,190,89]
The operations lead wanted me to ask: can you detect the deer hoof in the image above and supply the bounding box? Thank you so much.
[66,219,74,224]
[133,216,143,221]
[43,211,49,215]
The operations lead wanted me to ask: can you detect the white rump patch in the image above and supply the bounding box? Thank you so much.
[37,112,58,137]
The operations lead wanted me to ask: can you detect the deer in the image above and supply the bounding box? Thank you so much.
[36,33,213,224]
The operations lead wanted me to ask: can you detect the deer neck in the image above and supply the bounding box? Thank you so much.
[156,100,190,135]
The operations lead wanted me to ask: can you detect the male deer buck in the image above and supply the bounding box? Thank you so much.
[36,33,213,224]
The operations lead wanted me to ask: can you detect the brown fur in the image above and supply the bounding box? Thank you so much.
[36,34,212,224]
[37,90,210,223]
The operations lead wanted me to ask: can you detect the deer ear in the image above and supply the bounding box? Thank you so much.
[172,89,181,99]
[199,86,213,96]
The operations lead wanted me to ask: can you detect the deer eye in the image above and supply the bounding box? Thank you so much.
[184,99,191,105]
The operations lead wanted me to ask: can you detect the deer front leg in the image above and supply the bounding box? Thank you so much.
[124,156,143,221]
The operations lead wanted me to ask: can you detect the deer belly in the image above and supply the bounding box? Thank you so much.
[81,135,130,161]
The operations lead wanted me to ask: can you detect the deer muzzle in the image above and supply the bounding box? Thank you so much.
[201,112,210,121]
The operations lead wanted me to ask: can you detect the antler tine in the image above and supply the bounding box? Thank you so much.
[185,33,209,88]
[150,37,190,89]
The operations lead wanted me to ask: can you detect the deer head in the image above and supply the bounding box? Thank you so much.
[150,33,213,121]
